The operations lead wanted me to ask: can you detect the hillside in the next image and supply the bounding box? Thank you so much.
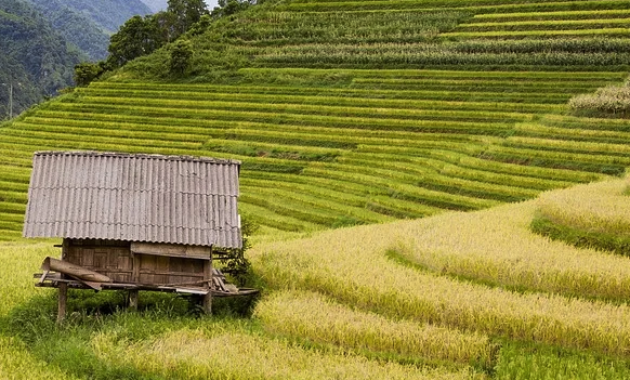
[1,0,630,238]
[27,0,151,35]
[23,0,112,61]
[0,0,83,121]
[0,0,153,120]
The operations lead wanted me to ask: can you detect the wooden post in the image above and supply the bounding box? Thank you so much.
[203,250,213,314]
[132,253,140,284]
[57,282,67,324]
[128,290,139,311]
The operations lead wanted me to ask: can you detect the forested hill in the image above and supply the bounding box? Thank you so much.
[0,0,83,121]
[26,0,151,34]
[25,0,152,61]
[0,0,153,120]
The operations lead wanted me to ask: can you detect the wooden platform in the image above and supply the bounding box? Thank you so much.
[35,270,259,297]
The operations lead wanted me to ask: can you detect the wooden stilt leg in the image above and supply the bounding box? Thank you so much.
[203,256,213,314]
[203,292,212,314]
[128,290,139,311]
[57,282,67,324]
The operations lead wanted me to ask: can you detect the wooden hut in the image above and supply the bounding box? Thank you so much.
[23,151,251,322]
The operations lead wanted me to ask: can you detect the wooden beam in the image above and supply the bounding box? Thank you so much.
[202,248,213,314]
[42,257,112,283]
[131,243,211,260]
[57,282,67,325]
[132,253,140,284]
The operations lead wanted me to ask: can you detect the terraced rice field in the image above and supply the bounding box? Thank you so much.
[0,0,629,238]
[1,68,628,236]
[3,0,630,379]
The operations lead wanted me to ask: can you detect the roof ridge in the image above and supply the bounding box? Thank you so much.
[34,151,241,165]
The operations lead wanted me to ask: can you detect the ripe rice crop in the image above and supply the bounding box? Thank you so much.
[250,196,630,355]
[505,136,630,157]
[536,177,630,237]
[470,9,630,23]
[91,330,475,380]
[454,18,630,33]
[514,122,630,144]
[255,290,496,367]
[394,193,630,301]
[442,28,630,39]
[569,84,630,118]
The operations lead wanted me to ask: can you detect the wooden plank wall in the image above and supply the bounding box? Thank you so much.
[138,255,205,285]
[64,239,133,283]
[64,239,207,286]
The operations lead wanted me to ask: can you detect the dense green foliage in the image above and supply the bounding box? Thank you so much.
[0,0,153,119]
[26,0,151,34]
[106,0,210,70]
[0,0,83,121]
[169,39,194,75]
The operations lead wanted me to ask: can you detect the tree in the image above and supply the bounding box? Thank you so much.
[169,39,193,76]
[215,217,257,286]
[74,62,104,86]
[168,0,207,38]
[107,15,159,68]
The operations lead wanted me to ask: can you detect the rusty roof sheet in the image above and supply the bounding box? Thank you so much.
[23,151,242,248]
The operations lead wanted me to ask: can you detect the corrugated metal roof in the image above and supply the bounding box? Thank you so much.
[23,151,242,248]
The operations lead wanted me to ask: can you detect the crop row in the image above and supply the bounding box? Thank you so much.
[442,27,630,39]
[81,81,580,103]
[253,39,630,58]
[219,11,464,43]
[351,78,590,94]
[245,180,394,224]
[394,185,630,303]
[334,153,540,201]
[481,146,628,175]
[93,330,471,380]
[81,85,569,107]
[536,179,630,237]
[453,17,630,33]
[77,87,560,115]
[514,122,630,145]
[252,214,630,357]
[255,50,630,71]
[504,136,630,158]
[239,201,321,232]
[280,0,630,14]
[52,100,518,136]
[240,188,355,227]
[70,93,532,124]
[540,114,630,132]
[469,9,630,23]
[242,177,396,221]
[354,145,604,183]
[303,164,500,211]
[255,290,495,367]
[444,38,630,54]
[243,169,441,218]
[44,114,490,148]
[235,67,627,80]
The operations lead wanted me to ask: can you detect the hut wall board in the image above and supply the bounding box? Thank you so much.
[64,239,208,286]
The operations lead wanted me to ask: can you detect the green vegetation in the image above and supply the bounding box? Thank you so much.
[0,0,83,120]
